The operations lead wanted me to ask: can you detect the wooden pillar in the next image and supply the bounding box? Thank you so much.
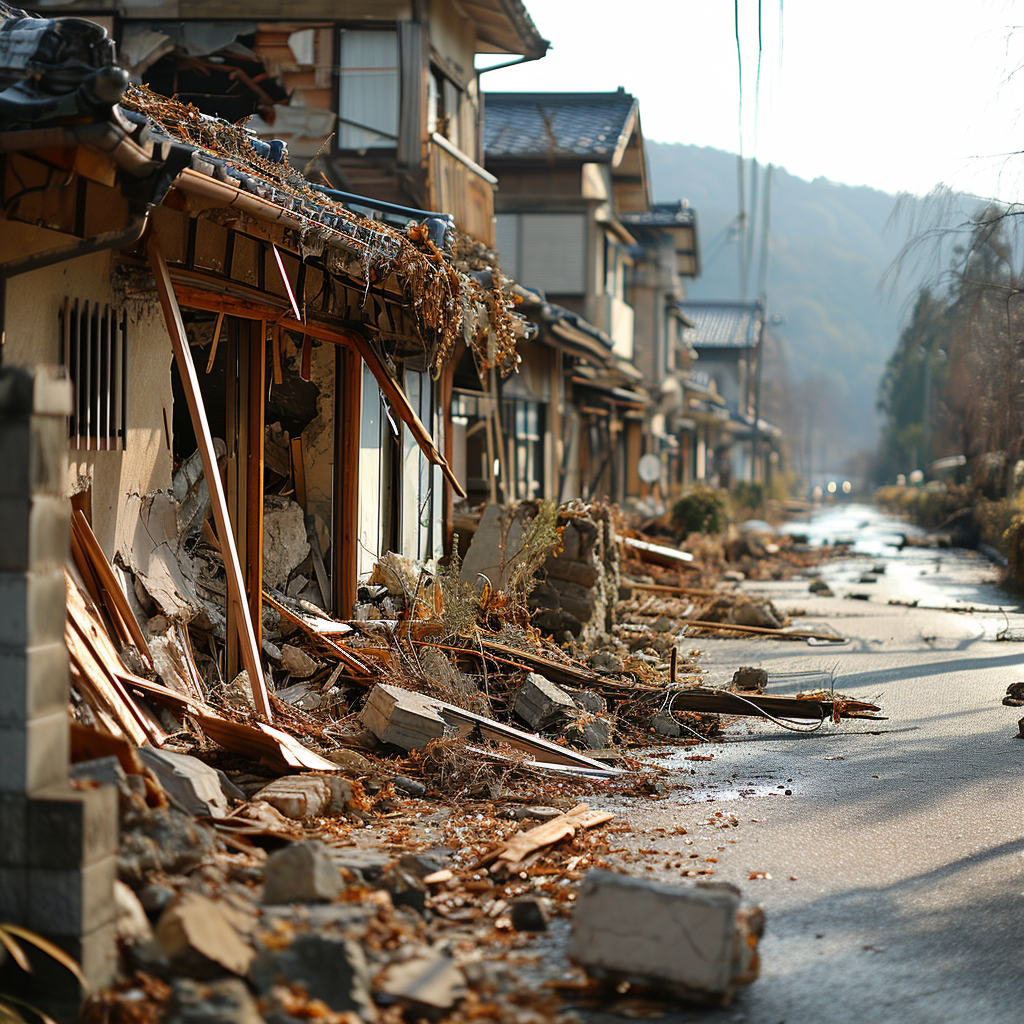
[246,320,265,650]
[440,359,455,558]
[333,344,361,618]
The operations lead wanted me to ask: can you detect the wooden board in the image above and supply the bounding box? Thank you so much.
[71,511,154,670]
[149,237,271,720]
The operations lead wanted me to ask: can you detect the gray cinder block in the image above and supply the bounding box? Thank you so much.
[569,869,764,1005]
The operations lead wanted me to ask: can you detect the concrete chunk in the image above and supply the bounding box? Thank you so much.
[155,892,255,978]
[138,747,231,818]
[569,869,763,1005]
[515,673,576,730]
[254,775,333,819]
[361,683,446,751]
[251,934,375,1021]
[262,840,343,904]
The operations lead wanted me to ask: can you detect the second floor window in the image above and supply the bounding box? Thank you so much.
[337,28,399,150]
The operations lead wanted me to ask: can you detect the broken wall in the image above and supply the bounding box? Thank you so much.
[0,222,174,558]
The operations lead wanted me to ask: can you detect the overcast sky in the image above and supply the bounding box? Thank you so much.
[482,0,1024,202]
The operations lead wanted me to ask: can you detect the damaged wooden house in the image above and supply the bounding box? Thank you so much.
[0,3,540,715]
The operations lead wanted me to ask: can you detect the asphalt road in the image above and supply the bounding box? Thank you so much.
[587,505,1024,1024]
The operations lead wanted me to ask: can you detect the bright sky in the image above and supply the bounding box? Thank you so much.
[481,0,1024,201]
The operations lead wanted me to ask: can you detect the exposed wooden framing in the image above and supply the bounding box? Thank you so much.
[148,237,271,720]
[247,320,266,653]
[165,279,464,497]
[290,436,307,510]
[271,325,283,385]
[333,344,361,618]
[439,359,455,557]
[224,319,241,684]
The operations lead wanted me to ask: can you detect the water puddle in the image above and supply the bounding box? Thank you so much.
[676,785,787,803]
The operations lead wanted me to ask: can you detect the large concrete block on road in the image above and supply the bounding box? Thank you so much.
[569,869,763,1005]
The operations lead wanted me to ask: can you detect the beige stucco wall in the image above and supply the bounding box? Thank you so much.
[1,221,174,558]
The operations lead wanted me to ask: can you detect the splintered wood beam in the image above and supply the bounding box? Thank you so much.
[148,236,272,720]
[337,326,467,499]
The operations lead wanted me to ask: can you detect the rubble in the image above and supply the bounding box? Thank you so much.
[261,841,343,904]
[514,673,577,729]
[57,487,873,1022]
[569,870,763,1005]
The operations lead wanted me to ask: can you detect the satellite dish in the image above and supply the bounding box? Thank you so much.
[638,453,662,484]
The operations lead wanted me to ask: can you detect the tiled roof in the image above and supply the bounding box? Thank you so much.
[620,202,695,228]
[483,91,637,161]
[679,301,762,348]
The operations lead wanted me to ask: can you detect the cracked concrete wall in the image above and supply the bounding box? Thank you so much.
[1,222,174,558]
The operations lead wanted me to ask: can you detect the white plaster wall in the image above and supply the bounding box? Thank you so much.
[1,222,173,558]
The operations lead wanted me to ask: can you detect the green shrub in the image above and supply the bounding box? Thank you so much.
[731,481,765,513]
[672,486,729,539]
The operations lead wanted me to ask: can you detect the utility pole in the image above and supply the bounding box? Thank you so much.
[750,298,766,483]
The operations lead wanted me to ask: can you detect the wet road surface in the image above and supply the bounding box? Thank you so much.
[585,505,1024,1023]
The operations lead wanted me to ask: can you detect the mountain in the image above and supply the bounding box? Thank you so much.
[647,142,915,471]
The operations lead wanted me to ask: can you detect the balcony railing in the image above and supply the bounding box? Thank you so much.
[428,132,497,247]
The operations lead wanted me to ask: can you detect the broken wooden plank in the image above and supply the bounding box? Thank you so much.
[262,590,371,675]
[71,511,154,670]
[682,619,846,642]
[149,236,271,720]
[665,688,882,720]
[205,311,224,373]
[628,581,725,598]
[472,803,615,872]
[622,536,695,567]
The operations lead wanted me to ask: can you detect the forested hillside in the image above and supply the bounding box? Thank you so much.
[648,141,915,472]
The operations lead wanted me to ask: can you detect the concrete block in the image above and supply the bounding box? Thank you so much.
[377,949,466,1013]
[169,978,264,1024]
[361,683,446,751]
[0,864,28,919]
[0,642,69,727]
[0,367,72,420]
[253,775,332,820]
[569,869,763,1005]
[251,934,375,1020]
[138,747,231,818]
[28,783,118,869]
[155,892,255,978]
[0,710,69,793]
[0,919,116,1022]
[0,496,70,571]
[0,792,28,864]
[0,418,69,499]
[262,840,343,904]
[515,673,576,730]
[27,853,118,934]
[0,570,68,648]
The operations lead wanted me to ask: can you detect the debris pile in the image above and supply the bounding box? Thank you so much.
[60,482,881,1021]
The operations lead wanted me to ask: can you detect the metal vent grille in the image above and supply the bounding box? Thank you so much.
[59,299,127,451]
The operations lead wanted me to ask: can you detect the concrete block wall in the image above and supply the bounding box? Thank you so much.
[530,506,620,641]
[0,367,118,1017]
